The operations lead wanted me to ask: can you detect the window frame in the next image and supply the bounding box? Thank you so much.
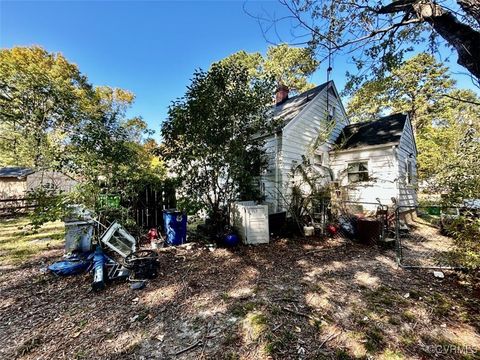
[406,159,414,185]
[347,161,369,183]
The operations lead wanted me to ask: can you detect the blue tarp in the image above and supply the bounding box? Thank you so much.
[48,254,91,276]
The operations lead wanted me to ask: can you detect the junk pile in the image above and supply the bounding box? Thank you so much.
[47,207,187,291]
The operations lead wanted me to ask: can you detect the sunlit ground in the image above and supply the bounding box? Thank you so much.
[1,217,479,359]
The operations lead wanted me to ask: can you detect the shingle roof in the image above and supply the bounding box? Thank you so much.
[335,113,407,150]
[273,81,331,125]
[0,167,35,178]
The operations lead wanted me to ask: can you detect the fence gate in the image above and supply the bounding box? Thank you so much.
[395,205,463,269]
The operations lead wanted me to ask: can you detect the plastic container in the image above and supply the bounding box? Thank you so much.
[163,209,187,246]
[224,233,239,247]
[64,205,94,253]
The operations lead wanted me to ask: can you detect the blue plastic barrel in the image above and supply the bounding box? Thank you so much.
[163,209,187,246]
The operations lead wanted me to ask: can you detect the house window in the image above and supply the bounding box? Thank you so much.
[313,153,323,166]
[347,162,369,183]
[327,104,336,120]
[406,159,414,184]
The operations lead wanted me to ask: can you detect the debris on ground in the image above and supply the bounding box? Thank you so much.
[1,217,479,359]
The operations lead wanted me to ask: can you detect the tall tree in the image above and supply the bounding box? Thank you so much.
[347,53,454,131]
[217,44,318,94]
[252,0,480,91]
[0,46,165,210]
[161,62,276,221]
[0,46,93,168]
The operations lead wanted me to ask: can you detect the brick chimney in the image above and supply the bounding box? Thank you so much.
[275,84,289,106]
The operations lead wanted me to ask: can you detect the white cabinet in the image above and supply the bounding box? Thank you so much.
[232,202,269,245]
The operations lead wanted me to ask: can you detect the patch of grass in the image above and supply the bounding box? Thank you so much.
[221,351,240,360]
[363,286,409,321]
[401,310,416,323]
[425,293,453,317]
[78,319,88,329]
[365,327,386,353]
[242,311,267,341]
[400,330,416,347]
[230,301,257,318]
[335,349,355,359]
[388,316,401,326]
[0,217,64,265]
[379,349,405,360]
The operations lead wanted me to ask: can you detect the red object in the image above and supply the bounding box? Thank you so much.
[327,224,337,236]
[147,228,159,241]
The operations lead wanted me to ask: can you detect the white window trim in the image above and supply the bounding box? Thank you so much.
[347,160,369,184]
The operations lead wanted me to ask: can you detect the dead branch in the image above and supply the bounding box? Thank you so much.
[282,306,316,320]
[318,330,342,349]
[174,340,203,356]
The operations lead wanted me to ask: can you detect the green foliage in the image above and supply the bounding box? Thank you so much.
[448,217,480,269]
[217,44,318,94]
[285,156,332,232]
[0,46,92,168]
[347,53,480,186]
[260,0,480,91]
[0,46,166,226]
[161,62,276,222]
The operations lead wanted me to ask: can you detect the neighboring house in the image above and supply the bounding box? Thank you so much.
[330,113,417,211]
[0,167,77,199]
[260,82,417,214]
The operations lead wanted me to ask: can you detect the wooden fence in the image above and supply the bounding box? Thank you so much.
[0,197,37,217]
[130,185,176,229]
[0,184,176,227]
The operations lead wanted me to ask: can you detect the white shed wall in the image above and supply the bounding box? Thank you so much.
[329,146,399,210]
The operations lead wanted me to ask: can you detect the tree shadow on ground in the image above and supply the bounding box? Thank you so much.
[1,228,479,360]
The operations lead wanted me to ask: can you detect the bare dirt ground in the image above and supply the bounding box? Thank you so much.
[1,217,480,360]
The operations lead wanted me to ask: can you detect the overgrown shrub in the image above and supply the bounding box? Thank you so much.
[447,216,480,270]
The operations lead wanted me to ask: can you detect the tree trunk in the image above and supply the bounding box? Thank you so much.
[413,2,480,82]
[379,0,480,83]
[457,0,480,26]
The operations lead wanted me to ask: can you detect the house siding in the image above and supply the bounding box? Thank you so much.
[0,178,27,199]
[278,86,349,211]
[260,134,282,213]
[396,118,418,208]
[329,146,399,211]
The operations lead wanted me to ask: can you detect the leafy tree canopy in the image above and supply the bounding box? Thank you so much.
[161,62,277,220]
[0,46,165,218]
[252,0,480,92]
[217,44,318,94]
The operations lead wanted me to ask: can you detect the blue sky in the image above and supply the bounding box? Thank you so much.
[1,1,478,139]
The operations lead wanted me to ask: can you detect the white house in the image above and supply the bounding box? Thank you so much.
[260,81,417,214]
[330,113,417,211]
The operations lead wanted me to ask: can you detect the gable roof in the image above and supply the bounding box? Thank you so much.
[335,113,407,150]
[0,167,35,178]
[273,81,331,126]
